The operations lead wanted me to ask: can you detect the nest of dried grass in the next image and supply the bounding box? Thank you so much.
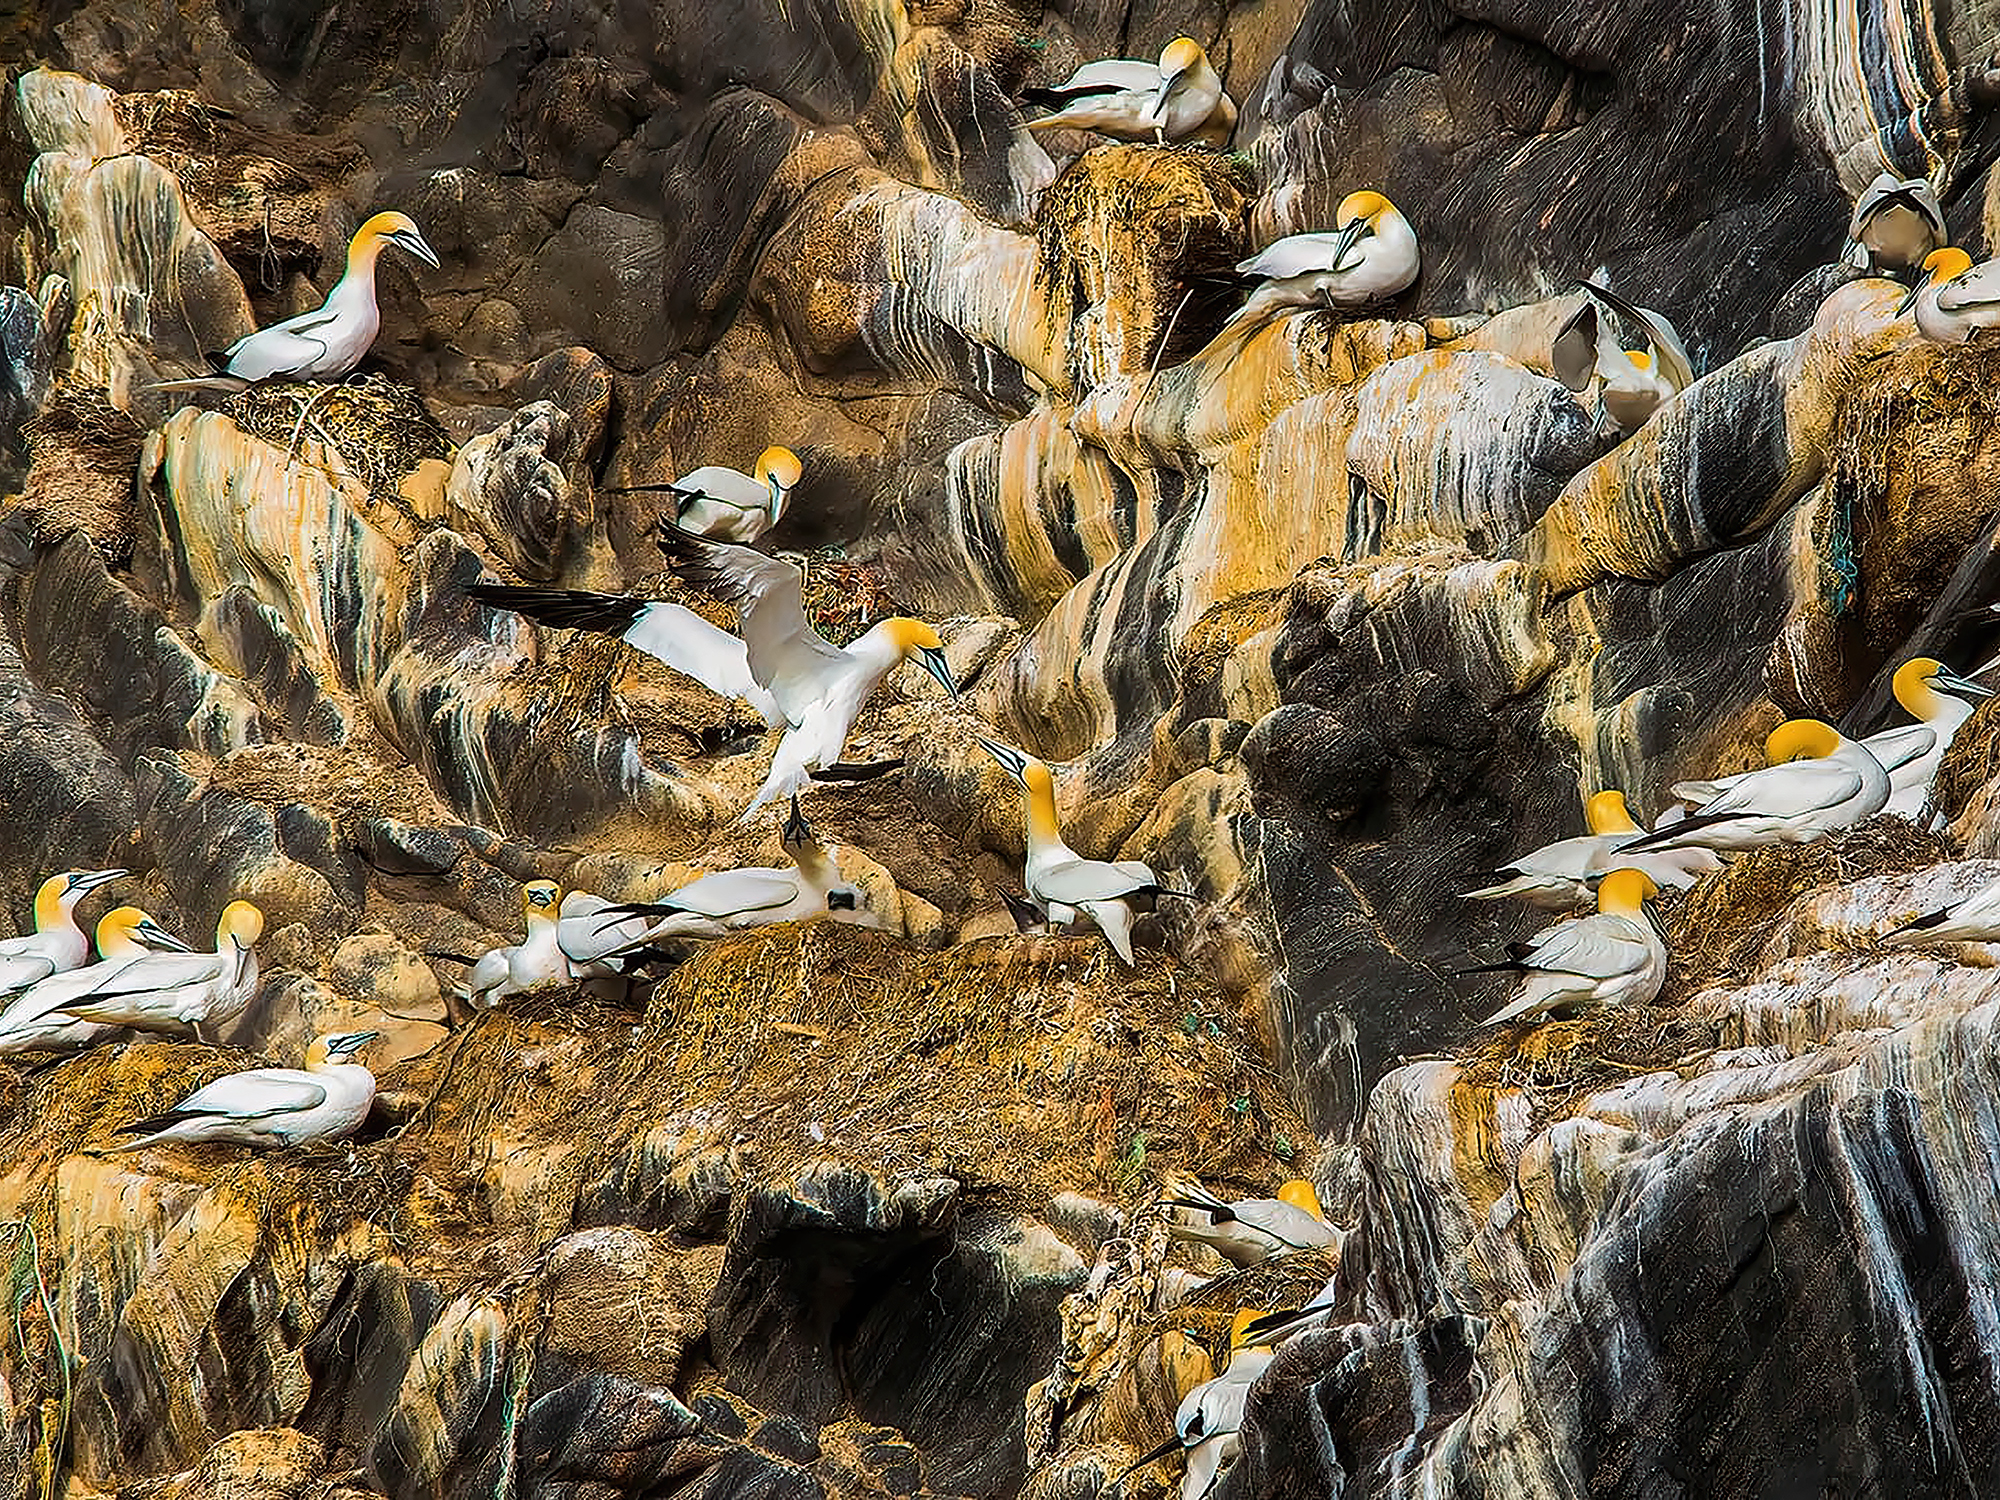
[224,376,449,507]
[1456,1004,1722,1131]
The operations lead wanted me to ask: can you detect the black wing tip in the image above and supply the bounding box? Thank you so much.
[466,583,645,634]
[117,1111,187,1136]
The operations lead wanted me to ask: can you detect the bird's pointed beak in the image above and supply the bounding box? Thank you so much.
[339,1029,382,1053]
[1937,668,1997,699]
[1895,272,1930,317]
[976,735,1028,782]
[71,867,128,894]
[401,230,441,269]
[1118,1433,1187,1478]
[1326,217,1368,271]
[138,920,194,953]
[1150,65,1190,119]
[768,480,788,526]
[919,645,960,703]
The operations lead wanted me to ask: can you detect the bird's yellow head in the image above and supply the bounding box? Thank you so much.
[1277,1178,1325,1218]
[522,880,561,924]
[882,619,959,701]
[1595,867,1659,917]
[1893,657,1945,719]
[1584,790,1639,835]
[93,906,147,955]
[350,211,440,270]
[304,1029,379,1066]
[1627,349,1654,371]
[1764,718,1840,764]
[1228,1307,1273,1350]
[755,445,804,492]
[34,867,126,929]
[1336,190,1392,228]
[1159,36,1206,76]
[1919,247,1973,284]
[218,900,265,950]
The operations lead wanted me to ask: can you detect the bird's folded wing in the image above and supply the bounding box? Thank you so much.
[657,528,845,710]
[1234,234,1341,279]
[1058,59,1160,93]
[0,955,148,1026]
[0,953,57,994]
[55,954,222,1019]
[1550,303,1600,392]
[669,466,763,507]
[1523,917,1652,980]
[221,310,343,381]
[1862,723,1938,775]
[1037,859,1157,906]
[1699,762,1864,820]
[659,869,802,919]
[1937,262,2000,313]
[170,1068,328,1121]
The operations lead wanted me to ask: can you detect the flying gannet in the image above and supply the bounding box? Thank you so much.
[1550,280,1695,437]
[978,737,1184,966]
[150,211,438,392]
[1859,657,1992,824]
[1123,1309,1275,1500]
[111,1030,379,1151]
[50,900,264,1041]
[1463,790,1716,908]
[578,796,869,954]
[1203,190,1419,350]
[1161,1175,1339,1267]
[1621,719,1890,855]
[0,906,194,1055]
[0,867,126,994]
[470,527,959,819]
[1468,867,1666,1028]
[1022,37,1236,146]
[615,446,804,544]
[1899,248,2000,343]
[1845,173,1946,274]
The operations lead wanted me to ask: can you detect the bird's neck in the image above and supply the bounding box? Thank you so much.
[1022,783,1069,861]
[34,888,70,934]
[344,230,387,280]
[789,841,838,889]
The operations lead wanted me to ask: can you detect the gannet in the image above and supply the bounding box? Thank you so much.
[619,446,804,544]
[978,737,1183,965]
[1880,875,2000,947]
[1211,191,1419,341]
[150,211,438,392]
[1550,280,1694,436]
[1022,37,1236,147]
[1161,1176,1339,1267]
[1622,719,1890,855]
[573,797,869,956]
[1899,248,2000,343]
[1468,868,1666,1028]
[462,880,571,1008]
[1462,791,1715,908]
[111,1030,379,1151]
[50,900,264,1041]
[0,906,194,1055]
[1124,1309,1275,1499]
[1845,173,1946,274]
[1861,657,1992,823]
[0,867,126,993]
[472,527,958,819]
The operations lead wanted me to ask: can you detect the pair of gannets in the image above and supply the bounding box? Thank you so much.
[470,525,959,820]
[1899,247,2000,343]
[1162,1176,1339,1266]
[1463,790,1718,909]
[616,446,804,544]
[978,738,1184,966]
[151,212,438,392]
[1620,720,1889,857]
[1022,37,1236,147]
[1468,868,1667,1028]
[0,867,127,992]
[1846,174,1946,275]
[1207,191,1420,346]
[1550,280,1695,437]
[0,905,196,1054]
[1125,1309,1274,1500]
[112,1031,379,1151]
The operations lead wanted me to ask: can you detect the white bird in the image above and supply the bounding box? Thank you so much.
[1206,190,1420,346]
[1550,280,1694,437]
[0,867,126,993]
[1621,719,1890,856]
[1124,1309,1275,1500]
[1860,656,1992,823]
[567,796,870,957]
[1899,247,2000,344]
[618,446,804,544]
[110,1030,379,1151]
[470,526,959,820]
[49,900,264,1040]
[1022,37,1236,147]
[978,737,1185,966]
[1161,1176,1339,1267]
[1470,868,1666,1028]
[0,906,194,1055]
[1880,874,2000,947]
[457,880,570,1009]
[1845,173,1946,274]
[1463,790,1716,909]
[149,211,438,392]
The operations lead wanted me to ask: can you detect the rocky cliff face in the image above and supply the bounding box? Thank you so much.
[6,0,2000,1496]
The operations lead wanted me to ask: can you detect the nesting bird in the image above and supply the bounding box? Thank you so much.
[1845,173,1946,275]
[1860,657,1992,824]
[111,1031,379,1151]
[1021,37,1236,147]
[48,900,264,1041]
[1899,248,2000,343]
[1879,874,2000,947]
[1550,280,1694,437]
[1623,719,1890,856]
[1125,1308,1274,1500]
[459,880,570,1009]
[150,212,438,392]
[978,737,1182,966]
[1207,190,1419,344]
[1463,790,1716,909]
[1161,1176,1339,1267]
[469,525,959,820]
[620,446,805,544]
[0,867,126,993]
[0,906,194,1055]
[1469,868,1666,1028]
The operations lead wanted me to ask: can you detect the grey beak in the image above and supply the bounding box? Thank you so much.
[782,794,813,845]
[1150,65,1189,120]
[1325,217,1368,272]
[975,735,1027,781]
[1936,668,1996,699]
[401,230,441,269]
[1895,274,1928,317]
[137,920,194,954]
[920,646,960,703]
[71,867,128,894]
